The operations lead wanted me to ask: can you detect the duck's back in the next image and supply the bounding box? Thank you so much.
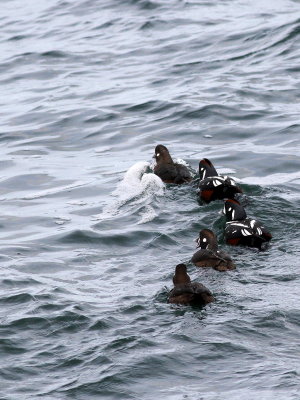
[174,163,192,184]
[191,248,235,271]
[199,176,242,202]
[225,218,272,248]
[154,162,191,184]
[168,283,214,305]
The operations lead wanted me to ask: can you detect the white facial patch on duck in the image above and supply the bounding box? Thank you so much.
[156,153,160,157]
[257,227,262,235]
[250,220,256,229]
[201,237,208,248]
[202,238,208,249]
[232,210,235,220]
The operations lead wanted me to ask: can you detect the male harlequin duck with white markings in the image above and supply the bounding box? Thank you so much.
[153,144,192,184]
[168,264,214,306]
[191,229,235,271]
[223,199,272,249]
[198,158,242,203]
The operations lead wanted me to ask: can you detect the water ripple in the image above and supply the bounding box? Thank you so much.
[0,0,300,399]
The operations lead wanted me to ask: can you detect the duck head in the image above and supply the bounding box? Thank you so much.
[154,144,174,165]
[223,199,247,221]
[196,228,218,250]
[173,264,191,286]
[198,158,218,180]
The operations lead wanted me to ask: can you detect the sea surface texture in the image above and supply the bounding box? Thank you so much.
[0,0,300,399]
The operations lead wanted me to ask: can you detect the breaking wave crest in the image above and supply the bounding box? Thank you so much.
[95,161,165,223]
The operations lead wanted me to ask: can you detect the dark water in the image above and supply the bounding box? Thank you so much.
[1,0,300,398]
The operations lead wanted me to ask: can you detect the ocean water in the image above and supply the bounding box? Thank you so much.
[0,0,300,399]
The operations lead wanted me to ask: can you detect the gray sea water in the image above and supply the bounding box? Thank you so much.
[0,0,300,399]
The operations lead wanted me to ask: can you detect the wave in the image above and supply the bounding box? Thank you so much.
[20,180,90,200]
[94,161,165,224]
[242,171,300,186]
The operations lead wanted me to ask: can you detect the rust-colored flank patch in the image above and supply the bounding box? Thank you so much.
[227,238,240,246]
[201,189,213,202]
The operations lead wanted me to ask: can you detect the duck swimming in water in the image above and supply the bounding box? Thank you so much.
[153,144,192,184]
[191,229,236,271]
[168,264,214,306]
[223,199,272,249]
[198,158,242,203]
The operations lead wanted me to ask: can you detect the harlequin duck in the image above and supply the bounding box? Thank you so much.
[198,158,242,203]
[223,199,272,249]
[168,264,214,306]
[153,144,192,184]
[191,229,235,271]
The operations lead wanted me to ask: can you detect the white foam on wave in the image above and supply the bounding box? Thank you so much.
[218,167,237,175]
[138,205,158,225]
[242,170,300,186]
[94,161,165,223]
[174,158,189,167]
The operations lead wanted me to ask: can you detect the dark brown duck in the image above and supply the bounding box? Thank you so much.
[168,264,214,306]
[191,229,235,271]
[153,144,192,184]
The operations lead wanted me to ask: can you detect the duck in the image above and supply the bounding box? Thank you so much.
[191,229,235,271]
[168,264,214,306]
[223,198,272,249]
[198,158,242,203]
[153,144,192,184]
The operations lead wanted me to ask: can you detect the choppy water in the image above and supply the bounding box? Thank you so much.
[1,0,300,399]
